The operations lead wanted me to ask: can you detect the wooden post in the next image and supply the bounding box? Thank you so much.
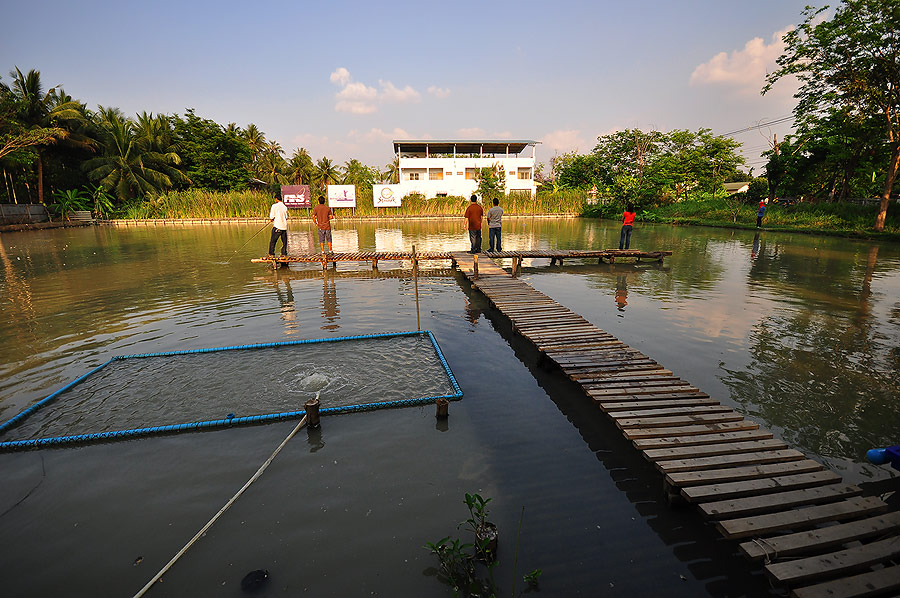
[304,398,321,428]
[473,254,479,278]
[435,398,449,419]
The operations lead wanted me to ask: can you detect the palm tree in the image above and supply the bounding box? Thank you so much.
[314,156,340,189]
[287,147,314,185]
[384,156,400,184]
[83,110,183,202]
[342,158,374,189]
[243,124,266,176]
[0,68,88,204]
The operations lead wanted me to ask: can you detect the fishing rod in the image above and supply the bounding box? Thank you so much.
[225,221,272,264]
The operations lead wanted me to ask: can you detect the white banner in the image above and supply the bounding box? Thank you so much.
[372,184,402,208]
[327,185,356,208]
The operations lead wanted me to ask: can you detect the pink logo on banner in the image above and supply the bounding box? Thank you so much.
[281,185,311,208]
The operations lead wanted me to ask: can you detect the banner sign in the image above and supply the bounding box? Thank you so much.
[327,185,356,208]
[372,185,402,208]
[281,185,311,208]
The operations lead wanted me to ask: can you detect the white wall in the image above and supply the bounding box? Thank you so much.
[397,156,536,198]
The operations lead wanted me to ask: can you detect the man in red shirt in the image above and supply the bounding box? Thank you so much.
[619,202,636,249]
[312,197,334,253]
[463,194,484,253]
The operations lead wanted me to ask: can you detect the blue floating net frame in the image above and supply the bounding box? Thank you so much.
[0,330,462,451]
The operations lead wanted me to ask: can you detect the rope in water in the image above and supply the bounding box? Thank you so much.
[132,412,310,597]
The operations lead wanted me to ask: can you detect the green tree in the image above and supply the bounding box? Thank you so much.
[0,67,87,204]
[172,109,251,191]
[765,0,900,230]
[474,163,506,198]
[287,147,315,185]
[314,156,340,189]
[83,109,184,202]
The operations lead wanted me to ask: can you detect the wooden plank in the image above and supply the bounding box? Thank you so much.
[608,405,732,420]
[791,562,900,598]
[765,534,900,587]
[682,471,842,504]
[642,438,787,461]
[739,511,900,561]
[570,369,671,381]
[616,412,745,429]
[699,483,862,519]
[625,420,760,440]
[589,383,702,398]
[666,459,824,487]
[716,496,887,539]
[601,398,721,412]
[633,429,772,449]
[656,449,805,473]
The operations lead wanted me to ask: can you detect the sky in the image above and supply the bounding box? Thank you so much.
[2,0,815,174]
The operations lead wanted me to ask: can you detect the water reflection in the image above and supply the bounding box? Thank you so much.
[615,275,628,311]
[320,272,340,330]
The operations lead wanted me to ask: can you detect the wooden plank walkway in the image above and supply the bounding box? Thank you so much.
[453,251,900,598]
[251,249,672,271]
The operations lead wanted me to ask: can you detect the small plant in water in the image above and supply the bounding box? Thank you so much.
[523,569,542,590]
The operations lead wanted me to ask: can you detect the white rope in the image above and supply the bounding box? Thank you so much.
[133,414,309,597]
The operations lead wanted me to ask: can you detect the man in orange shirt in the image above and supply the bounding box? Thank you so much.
[312,197,334,253]
[619,202,636,249]
[463,194,484,253]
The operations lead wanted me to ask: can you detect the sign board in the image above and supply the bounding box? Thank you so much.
[280,185,311,208]
[372,185,402,208]
[327,185,356,208]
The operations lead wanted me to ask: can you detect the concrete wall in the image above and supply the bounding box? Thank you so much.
[0,204,49,225]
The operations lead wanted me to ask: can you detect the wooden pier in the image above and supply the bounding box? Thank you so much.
[251,248,672,271]
[452,252,900,598]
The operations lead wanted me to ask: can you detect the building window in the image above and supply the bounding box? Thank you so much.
[465,168,477,180]
[429,168,443,181]
[408,172,420,181]
[517,168,532,180]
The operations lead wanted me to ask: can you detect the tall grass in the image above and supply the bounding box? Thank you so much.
[118,188,587,219]
[635,197,900,237]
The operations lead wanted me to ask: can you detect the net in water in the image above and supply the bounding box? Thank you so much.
[0,332,460,446]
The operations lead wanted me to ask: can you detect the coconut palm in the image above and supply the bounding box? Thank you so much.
[243,124,266,176]
[314,156,340,189]
[383,157,400,184]
[83,110,184,202]
[0,68,88,204]
[287,147,315,185]
[342,158,374,189]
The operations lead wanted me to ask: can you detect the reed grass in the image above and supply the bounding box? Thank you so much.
[119,188,587,219]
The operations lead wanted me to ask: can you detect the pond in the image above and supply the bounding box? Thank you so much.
[0,217,898,597]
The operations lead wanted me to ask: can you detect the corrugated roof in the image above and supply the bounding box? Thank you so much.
[393,140,540,155]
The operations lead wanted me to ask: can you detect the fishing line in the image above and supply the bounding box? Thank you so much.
[225,221,272,264]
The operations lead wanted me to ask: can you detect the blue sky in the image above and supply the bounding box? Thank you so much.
[2,0,813,174]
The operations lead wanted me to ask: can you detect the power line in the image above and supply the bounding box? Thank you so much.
[719,116,794,137]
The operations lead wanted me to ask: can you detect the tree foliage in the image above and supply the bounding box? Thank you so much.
[553,128,743,204]
[765,0,900,230]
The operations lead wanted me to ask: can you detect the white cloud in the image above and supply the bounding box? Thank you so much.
[427,85,450,99]
[380,80,421,103]
[329,67,351,86]
[541,129,588,154]
[690,26,792,93]
[354,127,411,144]
[329,68,425,114]
[456,127,485,138]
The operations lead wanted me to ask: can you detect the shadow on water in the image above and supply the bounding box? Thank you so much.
[453,272,774,597]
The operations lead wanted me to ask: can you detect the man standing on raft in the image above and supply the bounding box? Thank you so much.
[268,194,289,257]
[313,197,334,253]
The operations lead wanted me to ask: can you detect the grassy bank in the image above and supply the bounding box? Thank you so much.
[120,189,588,219]
[585,197,900,242]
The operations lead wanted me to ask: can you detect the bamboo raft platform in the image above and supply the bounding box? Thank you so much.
[452,252,900,598]
[251,249,672,271]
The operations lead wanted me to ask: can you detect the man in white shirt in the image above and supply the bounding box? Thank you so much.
[268,195,289,257]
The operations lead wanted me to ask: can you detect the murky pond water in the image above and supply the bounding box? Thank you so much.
[0,218,898,597]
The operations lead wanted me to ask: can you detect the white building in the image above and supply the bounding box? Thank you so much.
[394,139,540,199]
